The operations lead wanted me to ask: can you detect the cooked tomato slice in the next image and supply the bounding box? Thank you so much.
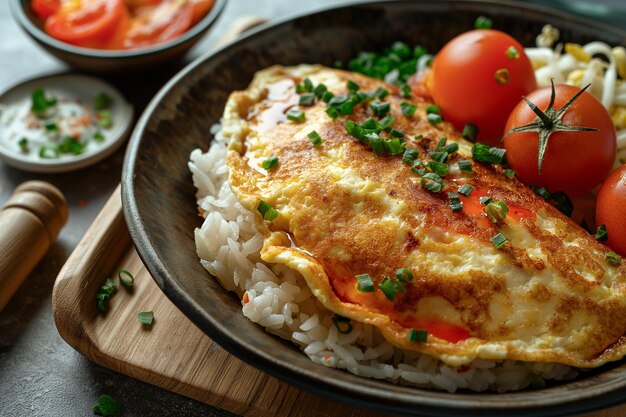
[31,0,60,20]
[44,0,127,49]
[189,0,214,25]
[122,0,193,49]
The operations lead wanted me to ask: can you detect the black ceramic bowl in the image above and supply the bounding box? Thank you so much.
[122,1,626,416]
[10,0,226,73]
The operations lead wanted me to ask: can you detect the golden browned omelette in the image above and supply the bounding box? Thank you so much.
[223,64,626,367]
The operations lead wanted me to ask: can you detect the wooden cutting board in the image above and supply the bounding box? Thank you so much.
[51,186,626,417]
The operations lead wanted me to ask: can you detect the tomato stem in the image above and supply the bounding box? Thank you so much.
[502,80,597,172]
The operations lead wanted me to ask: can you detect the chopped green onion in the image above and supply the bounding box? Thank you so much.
[491,232,509,249]
[428,160,449,176]
[427,113,442,125]
[479,196,493,205]
[411,160,427,176]
[414,134,423,141]
[379,276,397,301]
[370,136,385,155]
[458,184,474,196]
[44,122,58,132]
[58,136,86,155]
[529,374,546,389]
[374,87,390,99]
[325,106,339,119]
[395,268,414,283]
[402,148,419,165]
[472,143,506,164]
[426,104,441,115]
[495,68,510,84]
[429,151,448,163]
[93,92,111,111]
[93,131,105,142]
[420,173,444,193]
[448,192,463,212]
[97,111,112,128]
[595,225,608,242]
[307,130,323,146]
[322,91,334,103]
[434,137,447,151]
[331,314,353,334]
[257,200,279,221]
[400,84,412,98]
[442,143,459,154]
[461,123,479,142]
[118,269,134,290]
[370,101,391,117]
[485,200,509,222]
[92,394,120,417]
[339,101,354,115]
[475,16,493,29]
[389,129,405,139]
[356,274,375,292]
[313,83,327,98]
[303,78,313,92]
[407,328,428,343]
[261,156,279,170]
[379,116,395,131]
[504,169,516,178]
[287,108,305,123]
[31,88,57,117]
[137,311,154,327]
[606,251,621,266]
[401,101,417,116]
[18,137,29,153]
[458,160,473,172]
[346,80,360,91]
[96,278,118,314]
[384,138,405,155]
[39,145,59,159]
[506,46,520,60]
[299,93,315,106]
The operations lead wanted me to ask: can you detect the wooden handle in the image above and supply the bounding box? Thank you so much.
[0,181,68,311]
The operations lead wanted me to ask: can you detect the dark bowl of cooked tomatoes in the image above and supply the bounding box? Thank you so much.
[10,0,226,74]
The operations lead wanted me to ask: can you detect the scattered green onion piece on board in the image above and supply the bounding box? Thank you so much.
[287,108,305,123]
[458,184,474,196]
[355,274,375,292]
[402,148,419,165]
[401,101,417,116]
[506,46,520,60]
[595,225,608,242]
[370,101,391,117]
[331,315,353,334]
[257,201,279,221]
[606,252,621,266]
[458,160,473,172]
[461,123,479,142]
[92,394,120,417]
[137,311,154,327]
[407,329,428,343]
[475,16,493,29]
[485,200,509,222]
[299,93,315,106]
[479,196,493,205]
[261,156,279,170]
[379,276,397,301]
[491,233,509,249]
[472,143,506,164]
[96,278,118,314]
[118,269,134,290]
[427,113,442,125]
[420,173,444,193]
[93,92,111,111]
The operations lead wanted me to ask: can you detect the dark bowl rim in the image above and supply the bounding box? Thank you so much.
[9,0,227,58]
[122,1,626,416]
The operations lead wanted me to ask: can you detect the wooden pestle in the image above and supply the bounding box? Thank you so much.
[0,181,68,311]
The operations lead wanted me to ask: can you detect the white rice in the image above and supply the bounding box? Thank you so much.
[189,124,578,393]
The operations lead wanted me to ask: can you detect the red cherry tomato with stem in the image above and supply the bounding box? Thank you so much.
[430,29,537,146]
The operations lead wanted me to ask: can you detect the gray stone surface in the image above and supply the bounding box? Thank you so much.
[0,0,624,416]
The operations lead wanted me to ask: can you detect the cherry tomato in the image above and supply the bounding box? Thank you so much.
[596,165,626,256]
[44,0,127,49]
[430,29,537,146]
[124,0,163,8]
[189,0,214,25]
[503,84,616,196]
[31,0,60,20]
[122,0,193,49]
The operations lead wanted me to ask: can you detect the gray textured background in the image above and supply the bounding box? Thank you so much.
[0,0,624,416]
